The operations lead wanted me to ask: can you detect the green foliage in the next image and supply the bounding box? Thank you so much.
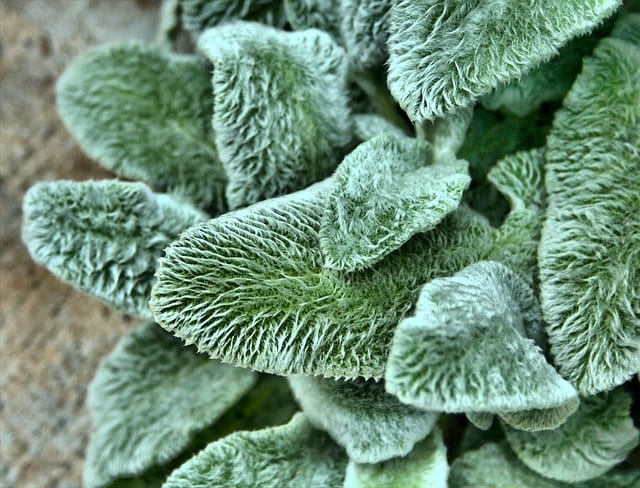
[502,389,639,482]
[288,376,438,463]
[611,13,640,44]
[388,0,622,122]
[386,261,578,413]
[344,428,449,488]
[284,0,341,38]
[352,113,406,141]
[340,0,392,72]
[432,106,473,162]
[84,322,258,488]
[199,22,352,209]
[539,33,640,394]
[320,134,470,271]
[162,414,347,487]
[56,42,226,211]
[465,412,494,431]
[22,180,205,319]
[499,399,580,432]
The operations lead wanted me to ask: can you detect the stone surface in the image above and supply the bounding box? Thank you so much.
[0,1,159,486]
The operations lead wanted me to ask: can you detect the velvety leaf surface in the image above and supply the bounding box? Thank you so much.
[353,113,406,141]
[150,181,495,379]
[23,180,206,319]
[56,42,226,211]
[432,107,473,162]
[502,389,640,482]
[320,134,470,271]
[199,22,352,208]
[386,261,577,412]
[344,428,448,488]
[340,0,392,72]
[162,414,347,488]
[284,0,341,39]
[84,322,258,488]
[288,376,438,463]
[498,398,580,432]
[387,0,621,122]
[539,34,640,394]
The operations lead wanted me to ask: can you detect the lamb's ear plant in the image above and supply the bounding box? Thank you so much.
[22,2,639,487]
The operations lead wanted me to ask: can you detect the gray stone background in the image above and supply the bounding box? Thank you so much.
[1,1,161,486]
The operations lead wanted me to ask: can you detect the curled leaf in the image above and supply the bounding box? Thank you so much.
[23,180,206,319]
[56,42,226,211]
[288,376,438,463]
[84,322,258,488]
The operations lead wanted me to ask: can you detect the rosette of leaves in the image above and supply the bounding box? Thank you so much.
[21,3,640,487]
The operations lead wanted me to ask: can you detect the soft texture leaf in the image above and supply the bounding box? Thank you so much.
[340,0,392,72]
[56,42,226,211]
[387,0,621,122]
[320,134,470,271]
[344,428,448,488]
[353,113,406,141]
[23,180,205,319]
[284,0,341,39]
[288,376,438,464]
[150,180,496,379]
[432,106,473,162]
[199,22,352,208]
[539,34,640,394]
[84,322,258,488]
[162,413,346,488]
[502,389,640,483]
[386,261,577,413]
[498,399,580,432]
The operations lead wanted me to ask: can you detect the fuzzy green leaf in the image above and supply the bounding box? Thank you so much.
[352,113,407,141]
[432,107,473,162]
[199,22,352,209]
[344,428,448,488]
[162,414,347,488]
[386,261,577,413]
[84,322,258,488]
[284,0,341,39]
[539,35,640,394]
[320,134,470,271]
[502,389,640,483]
[388,0,621,122]
[288,377,438,463]
[23,180,206,319]
[56,42,226,211]
[150,180,496,379]
[340,0,392,72]
[498,399,580,432]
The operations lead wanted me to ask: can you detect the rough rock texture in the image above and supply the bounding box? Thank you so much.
[0,1,159,486]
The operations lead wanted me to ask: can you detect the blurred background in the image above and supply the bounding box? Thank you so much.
[1,1,162,486]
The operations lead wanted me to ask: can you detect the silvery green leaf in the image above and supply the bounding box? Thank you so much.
[22,180,206,319]
[284,0,342,39]
[539,34,640,394]
[162,414,347,488]
[353,113,406,141]
[56,42,226,211]
[84,322,258,488]
[502,389,640,483]
[388,0,621,122]
[465,412,494,431]
[150,181,495,379]
[498,399,580,432]
[432,106,473,162]
[340,0,392,72]
[344,428,448,488]
[385,261,578,413]
[288,377,438,464]
[180,0,285,37]
[199,22,352,209]
[320,134,470,271]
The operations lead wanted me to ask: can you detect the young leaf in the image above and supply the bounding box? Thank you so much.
[340,0,392,72]
[320,134,470,271]
[56,42,226,211]
[539,34,640,394]
[502,389,640,483]
[162,414,347,488]
[387,0,621,122]
[344,428,448,488]
[284,0,342,39]
[199,22,352,209]
[84,322,258,488]
[288,376,438,464]
[150,181,496,379]
[385,261,578,413]
[22,180,206,319]
[353,113,406,141]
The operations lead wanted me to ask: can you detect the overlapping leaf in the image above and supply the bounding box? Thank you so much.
[539,32,640,394]
[387,0,621,122]
[23,180,206,319]
[340,0,392,72]
[163,414,347,488]
[344,428,448,488]
[199,22,352,208]
[386,261,577,413]
[320,134,470,271]
[84,322,258,488]
[432,107,473,162]
[284,0,341,39]
[288,376,438,463]
[352,113,406,141]
[56,42,226,211]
